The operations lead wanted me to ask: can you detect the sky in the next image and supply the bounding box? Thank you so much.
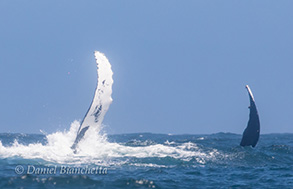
[0,1,292,134]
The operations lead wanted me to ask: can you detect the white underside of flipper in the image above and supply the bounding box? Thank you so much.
[72,51,113,150]
[245,85,255,102]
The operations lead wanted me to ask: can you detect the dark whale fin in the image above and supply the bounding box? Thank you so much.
[71,126,89,151]
[240,85,260,147]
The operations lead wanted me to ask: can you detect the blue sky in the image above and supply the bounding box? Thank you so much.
[0,1,292,134]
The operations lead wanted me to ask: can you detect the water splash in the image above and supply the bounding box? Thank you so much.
[0,121,218,166]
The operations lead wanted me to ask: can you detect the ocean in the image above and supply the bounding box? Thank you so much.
[0,130,292,188]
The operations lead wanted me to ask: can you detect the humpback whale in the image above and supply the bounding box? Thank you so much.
[71,51,113,151]
[240,85,260,147]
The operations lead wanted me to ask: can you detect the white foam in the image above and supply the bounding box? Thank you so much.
[0,121,221,165]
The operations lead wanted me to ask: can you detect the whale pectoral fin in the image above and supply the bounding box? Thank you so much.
[71,52,113,152]
[71,126,90,150]
[240,85,260,147]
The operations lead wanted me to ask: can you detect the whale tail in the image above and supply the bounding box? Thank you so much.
[240,85,260,147]
[71,51,113,151]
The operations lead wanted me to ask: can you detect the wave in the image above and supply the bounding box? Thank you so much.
[1,129,293,169]
[0,121,220,166]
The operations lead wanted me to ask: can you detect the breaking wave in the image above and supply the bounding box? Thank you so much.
[0,121,222,166]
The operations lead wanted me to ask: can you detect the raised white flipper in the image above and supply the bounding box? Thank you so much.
[71,51,113,151]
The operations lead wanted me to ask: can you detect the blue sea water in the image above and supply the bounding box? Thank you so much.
[0,132,292,188]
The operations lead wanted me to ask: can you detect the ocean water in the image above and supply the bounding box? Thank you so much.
[0,127,292,188]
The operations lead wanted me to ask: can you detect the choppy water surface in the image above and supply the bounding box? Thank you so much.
[0,131,292,188]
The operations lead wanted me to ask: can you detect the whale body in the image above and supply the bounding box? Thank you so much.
[71,51,113,151]
[240,85,260,147]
